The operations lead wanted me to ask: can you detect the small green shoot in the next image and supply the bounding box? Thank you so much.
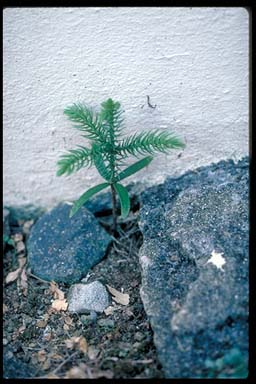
[57,98,185,233]
[3,234,15,249]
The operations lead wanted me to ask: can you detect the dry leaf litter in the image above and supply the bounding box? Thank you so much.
[3,209,163,379]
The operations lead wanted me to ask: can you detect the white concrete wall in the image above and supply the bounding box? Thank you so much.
[3,7,249,208]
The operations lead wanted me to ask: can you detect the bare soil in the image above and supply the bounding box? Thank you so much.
[3,209,164,379]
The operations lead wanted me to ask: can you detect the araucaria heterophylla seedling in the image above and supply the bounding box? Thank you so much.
[57,99,185,232]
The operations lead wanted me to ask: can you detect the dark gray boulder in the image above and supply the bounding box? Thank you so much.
[8,204,45,224]
[27,203,112,284]
[84,190,113,214]
[3,208,10,237]
[139,157,249,378]
[3,208,11,252]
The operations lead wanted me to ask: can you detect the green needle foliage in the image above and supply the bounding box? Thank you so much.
[57,98,185,233]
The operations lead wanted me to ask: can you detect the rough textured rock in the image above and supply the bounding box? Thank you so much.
[68,281,109,313]
[3,208,10,237]
[27,204,112,284]
[139,157,249,378]
[8,204,45,224]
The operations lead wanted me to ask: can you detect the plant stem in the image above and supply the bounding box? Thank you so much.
[111,184,117,233]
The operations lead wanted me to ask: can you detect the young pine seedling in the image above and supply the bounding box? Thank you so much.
[57,98,185,233]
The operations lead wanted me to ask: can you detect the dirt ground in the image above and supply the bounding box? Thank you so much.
[3,208,164,379]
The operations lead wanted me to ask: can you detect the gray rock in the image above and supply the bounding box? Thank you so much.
[8,204,45,224]
[97,318,115,328]
[80,314,93,325]
[3,208,10,237]
[84,190,113,214]
[27,203,112,284]
[68,281,109,313]
[134,331,145,341]
[3,208,11,252]
[139,157,249,378]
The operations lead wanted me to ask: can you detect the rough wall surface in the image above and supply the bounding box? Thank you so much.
[3,7,249,208]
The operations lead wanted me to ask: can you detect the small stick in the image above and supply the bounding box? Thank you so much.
[28,272,51,284]
[112,241,128,255]
[128,239,133,257]
[112,239,130,253]
[52,351,79,375]
[131,359,154,365]
[147,95,156,109]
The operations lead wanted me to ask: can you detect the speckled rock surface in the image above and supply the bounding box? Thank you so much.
[139,157,249,378]
[27,204,112,284]
[68,281,109,313]
[8,205,45,224]
[3,208,10,236]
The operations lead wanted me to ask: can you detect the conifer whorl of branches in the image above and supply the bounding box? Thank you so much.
[56,98,185,230]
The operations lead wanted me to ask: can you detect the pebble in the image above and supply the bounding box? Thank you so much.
[97,318,115,328]
[118,349,129,358]
[3,338,9,346]
[87,346,100,360]
[80,315,92,325]
[23,315,33,325]
[90,311,97,322]
[134,331,145,341]
[68,281,109,314]
[6,351,13,359]
[37,310,44,315]
[56,328,64,337]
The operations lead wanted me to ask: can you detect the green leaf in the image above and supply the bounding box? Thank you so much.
[3,234,15,247]
[117,156,153,181]
[70,182,110,217]
[100,98,124,141]
[64,103,107,143]
[92,144,113,182]
[116,129,185,157]
[56,146,93,176]
[113,183,130,219]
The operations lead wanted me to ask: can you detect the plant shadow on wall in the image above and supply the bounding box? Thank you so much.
[56,98,185,235]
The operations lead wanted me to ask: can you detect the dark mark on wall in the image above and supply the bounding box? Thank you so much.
[147,95,156,109]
